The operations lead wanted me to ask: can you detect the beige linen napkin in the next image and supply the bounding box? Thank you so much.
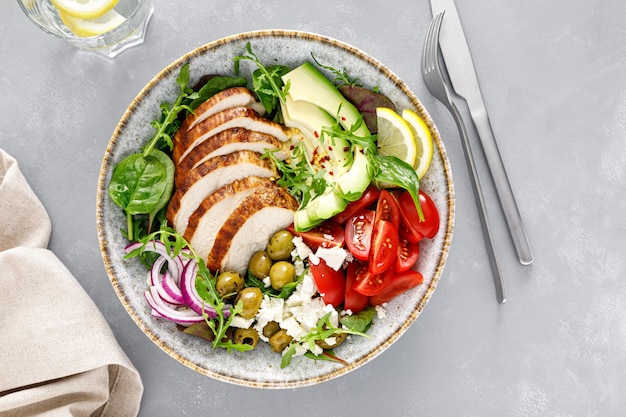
[0,149,143,417]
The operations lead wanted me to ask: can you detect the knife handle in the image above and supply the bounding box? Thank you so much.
[470,108,534,265]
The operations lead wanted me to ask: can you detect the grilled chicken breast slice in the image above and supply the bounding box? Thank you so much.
[185,176,278,260]
[166,150,277,235]
[173,107,292,164]
[172,87,265,153]
[175,127,288,186]
[205,184,299,274]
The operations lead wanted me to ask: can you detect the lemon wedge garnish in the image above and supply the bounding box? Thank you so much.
[52,0,119,19]
[376,107,418,169]
[401,109,434,179]
[58,8,126,37]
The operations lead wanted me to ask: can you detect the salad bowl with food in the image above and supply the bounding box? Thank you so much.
[96,30,454,388]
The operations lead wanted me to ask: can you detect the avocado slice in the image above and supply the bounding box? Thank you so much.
[282,96,351,179]
[294,188,348,231]
[282,62,370,137]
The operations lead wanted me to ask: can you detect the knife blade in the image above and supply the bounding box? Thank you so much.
[429,0,534,265]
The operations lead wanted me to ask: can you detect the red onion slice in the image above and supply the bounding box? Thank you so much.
[144,287,204,326]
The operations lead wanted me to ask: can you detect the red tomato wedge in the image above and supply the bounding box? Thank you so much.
[344,261,369,313]
[332,185,380,225]
[309,258,345,307]
[369,270,424,305]
[287,220,344,251]
[374,189,400,229]
[396,190,440,242]
[345,209,375,261]
[368,220,399,274]
[352,265,392,296]
[395,237,420,272]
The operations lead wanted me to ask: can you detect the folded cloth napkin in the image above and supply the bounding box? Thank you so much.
[0,149,143,417]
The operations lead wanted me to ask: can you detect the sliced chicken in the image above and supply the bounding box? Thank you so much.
[203,184,299,274]
[173,107,292,164]
[185,176,278,259]
[172,87,265,151]
[166,150,277,235]
[175,127,288,186]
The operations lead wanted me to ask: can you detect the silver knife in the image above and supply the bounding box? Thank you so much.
[429,0,534,265]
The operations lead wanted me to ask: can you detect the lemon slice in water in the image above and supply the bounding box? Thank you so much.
[59,8,126,37]
[52,0,119,19]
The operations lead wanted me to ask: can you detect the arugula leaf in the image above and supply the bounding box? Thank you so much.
[262,144,329,209]
[143,63,195,157]
[310,53,361,87]
[234,43,289,116]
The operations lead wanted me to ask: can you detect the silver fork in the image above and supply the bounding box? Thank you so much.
[422,11,506,304]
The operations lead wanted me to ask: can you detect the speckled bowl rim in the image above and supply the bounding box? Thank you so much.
[96,29,455,389]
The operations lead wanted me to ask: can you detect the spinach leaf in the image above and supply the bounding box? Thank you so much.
[368,154,424,221]
[108,151,173,240]
[146,149,175,231]
[188,75,247,109]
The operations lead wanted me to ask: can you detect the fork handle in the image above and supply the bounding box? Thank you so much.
[449,99,507,303]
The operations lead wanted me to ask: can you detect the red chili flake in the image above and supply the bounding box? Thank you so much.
[328,146,333,151]
[341,116,346,121]
[344,146,350,152]
[314,131,320,138]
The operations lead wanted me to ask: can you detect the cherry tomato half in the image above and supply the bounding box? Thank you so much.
[368,219,399,274]
[369,270,424,306]
[397,190,440,242]
[374,189,400,229]
[352,264,392,296]
[309,258,345,307]
[332,185,380,225]
[287,220,345,251]
[344,261,370,313]
[345,209,375,261]
[395,237,420,272]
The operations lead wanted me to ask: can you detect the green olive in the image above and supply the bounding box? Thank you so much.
[233,328,259,348]
[269,261,296,290]
[269,329,293,353]
[266,230,294,261]
[316,331,348,349]
[215,271,244,298]
[248,250,273,278]
[235,287,263,319]
[262,321,281,339]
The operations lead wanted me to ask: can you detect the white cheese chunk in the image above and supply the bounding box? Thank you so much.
[230,315,254,329]
[313,246,349,271]
[291,236,312,260]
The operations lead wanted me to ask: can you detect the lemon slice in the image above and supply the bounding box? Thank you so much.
[402,109,434,179]
[52,0,119,19]
[59,8,126,37]
[376,107,417,168]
